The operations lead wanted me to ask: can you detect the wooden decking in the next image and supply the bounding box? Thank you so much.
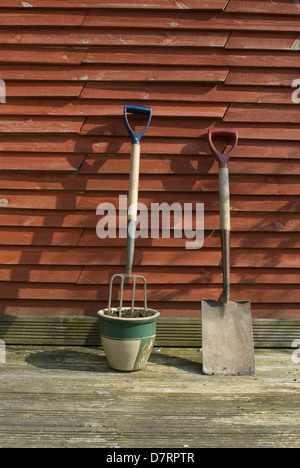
[0,346,299,448]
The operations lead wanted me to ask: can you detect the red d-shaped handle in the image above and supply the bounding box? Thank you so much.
[208,129,238,168]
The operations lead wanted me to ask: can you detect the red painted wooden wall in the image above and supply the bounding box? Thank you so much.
[0,0,299,319]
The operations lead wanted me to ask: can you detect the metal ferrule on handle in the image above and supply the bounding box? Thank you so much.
[208,129,238,302]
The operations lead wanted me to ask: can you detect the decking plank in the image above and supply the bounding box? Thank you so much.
[0,347,298,448]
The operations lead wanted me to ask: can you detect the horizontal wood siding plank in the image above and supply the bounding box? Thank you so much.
[80,83,294,105]
[0,227,298,250]
[0,191,83,210]
[0,47,87,64]
[82,11,300,32]
[0,99,228,117]
[79,155,300,175]
[77,231,300,249]
[224,104,300,123]
[0,228,83,246]
[0,9,87,26]
[226,32,300,50]
[0,301,84,317]
[0,30,229,47]
[0,175,297,195]
[0,247,297,268]
[0,302,298,320]
[0,210,297,232]
[225,68,299,86]
[0,192,297,212]
[226,0,300,16]
[0,64,230,82]
[83,48,300,68]
[0,153,86,172]
[5,82,84,98]
[0,117,85,133]
[0,266,82,283]
[1,136,300,156]
[0,1,229,9]
[77,265,300,285]
[0,282,297,303]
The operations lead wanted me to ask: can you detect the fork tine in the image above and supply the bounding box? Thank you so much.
[119,275,125,317]
[108,273,148,315]
[131,276,136,313]
[142,276,148,311]
[108,274,118,312]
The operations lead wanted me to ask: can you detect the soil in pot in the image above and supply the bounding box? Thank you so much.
[104,307,155,319]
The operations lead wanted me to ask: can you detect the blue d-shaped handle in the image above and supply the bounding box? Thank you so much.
[124,104,152,144]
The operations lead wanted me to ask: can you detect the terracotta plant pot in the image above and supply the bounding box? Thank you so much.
[98,308,160,372]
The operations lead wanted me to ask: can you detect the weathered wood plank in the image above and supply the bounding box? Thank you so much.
[76,178,300,196]
[79,155,300,175]
[219,124,300,141]
[0,346,298,448]
[5,81,85,98]
[0,117,85,134]
[77,231,300,250]
[226,32,300,50]
[1,135,300,156]
[0,210,298,233]
[0,9,87,26]
[0,153,86,172]
[0,266,82,283]
[0,300,297,319]
[0,99,228,118]
[0,246,297,269]
[0,191,83,210]
[0,300,84,316]
[226,0,300,16]
[0,47,87,64]
[82,11,300,32]
[81,83,294,105]
[0,228,83,246]
[225,68,299,86]
[0,0,229,9]
[0,29,229,47]
[83,47,300,68]
[77,264,300,285]
[225,104,300,123]
[0,64,230,82]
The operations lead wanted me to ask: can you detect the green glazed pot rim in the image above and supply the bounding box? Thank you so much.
[98,308,160,323]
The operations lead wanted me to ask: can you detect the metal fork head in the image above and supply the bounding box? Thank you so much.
[108,273,148,317]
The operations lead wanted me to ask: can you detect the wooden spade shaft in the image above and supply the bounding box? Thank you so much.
[219,167,231,301]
